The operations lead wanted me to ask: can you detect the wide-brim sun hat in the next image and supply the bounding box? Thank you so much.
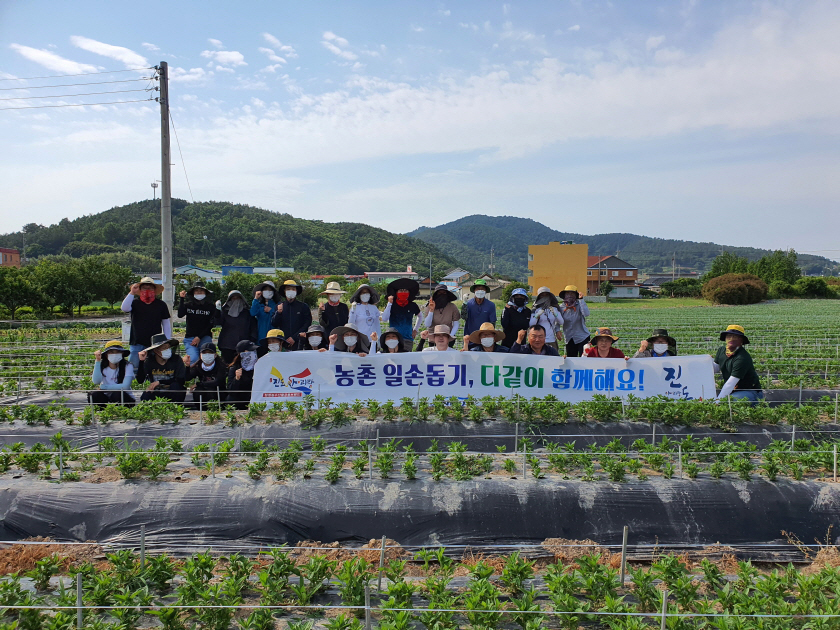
[381,327,405,344]
[429,324,455,341]
[510,288,529,301]
[469,279,490,293]
[432,284,457,301]
[387,278,420,299]
[101,340,130,357]
[253,280,277,295]
[138,277,164,294]
[468,322,505,344]
[320,282,346,296]
[281,279,303,295]
[591,327,619,342]
[259,329,286,348]
[187,280,214,299]
[719,324,750,344]
[350,284,380,304]
[306,324,326,336]
[560,285,580,299]
[535,286,559,308]
[147,333,180,352]
[330,323,361,338]
[646,328,677,347]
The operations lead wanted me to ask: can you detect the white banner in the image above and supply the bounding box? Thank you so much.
[251,352,716,403]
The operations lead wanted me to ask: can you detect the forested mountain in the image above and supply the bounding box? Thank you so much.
[0,200,459,276]
[408,215,838,280]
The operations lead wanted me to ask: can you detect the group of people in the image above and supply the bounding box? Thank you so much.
[89,277,763,407]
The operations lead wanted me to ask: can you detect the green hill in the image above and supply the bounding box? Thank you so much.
[408,215,838,280]
[0,200,460,276]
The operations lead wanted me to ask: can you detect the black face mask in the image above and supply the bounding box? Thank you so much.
[513,298,526,307]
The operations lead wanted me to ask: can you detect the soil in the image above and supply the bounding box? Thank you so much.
[83,466,121,483]
[0,536,102,574]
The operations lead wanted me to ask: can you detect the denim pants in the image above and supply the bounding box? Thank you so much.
[183,335,213,364]
[129,344,147,370]
[730,389,764,405]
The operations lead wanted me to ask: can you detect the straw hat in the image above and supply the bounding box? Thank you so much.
[320,281,346,296]
[591,327,619,342]
[101,340,130,357]
[468,322,505,344]
[560,285,580,299]
[719,324,750,344]
[138,277,164,294]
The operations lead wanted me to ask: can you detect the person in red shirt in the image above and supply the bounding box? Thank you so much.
[584,327,627,359]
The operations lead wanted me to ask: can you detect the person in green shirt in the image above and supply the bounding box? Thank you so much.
[713,324,763,404]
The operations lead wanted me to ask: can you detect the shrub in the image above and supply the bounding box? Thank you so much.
[768,281,796,299]
[793,277,835,299]
[660,278,702,298]
[702,273,767,305]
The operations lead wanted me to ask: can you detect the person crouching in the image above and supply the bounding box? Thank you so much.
[188,341,226,407]
[138,333,187,402]
[89,340,136,407]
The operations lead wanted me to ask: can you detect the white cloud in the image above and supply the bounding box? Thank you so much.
[258,47,286,63]
[262,33,298,58]
[260,64,285,73]
[646,35,666,50]
[323,31,350,47]
[568,24,581,32]
[70,36,149,68]
[169,67,209,83]
[141,42,160,51]
[411,25,424,32]
[201,50,247,66]
[438,9,451,16]
[459,22,479,31]
[9,44,99,74]
[208,38,224,49]
[321,31,357,60]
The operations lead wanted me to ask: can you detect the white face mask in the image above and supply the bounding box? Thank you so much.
[474,290,486,299]
[385,338,400,349]
[160,348,172,360]
[309,336,323,347]
[201,353,215,364]
[241,351,257,370]
[193,293,206,300]
[107,353,122,365]
[262,290,274,300]
[268,343,281,352]
[285,290,297,300]
[653,343,669,354]
[360,293,371,303]
[344,336,358,347]
[328,295,340,303]
[480,337,495,347]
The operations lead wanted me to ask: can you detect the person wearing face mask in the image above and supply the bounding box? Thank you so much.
[218,290,257,364]
[188,341,226,407]
[558,285,590,358]
[382,279,421,352]
[250,280,278,342]
[420,325,459,352]
[328,323,375,356]
[226,339,259,408]
[379,328,408,354]
[89,340,136,407]
[422,285,461,347]
[713,325,763,404]
[347,284,382,343]
[466,322,509,353]
[121,276,173,371]
[258,329,286,357]
[177,281,219,366]
[271,280,312,351]
[318,282,349,333]
[501,288,532,350]
[529,286,563,351]
[633,329,678,358]
[303,324,329,351]
[137,333,187,402]
[462,279,497,339]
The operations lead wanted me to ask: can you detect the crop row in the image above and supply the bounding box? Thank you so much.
[3,543,840,630]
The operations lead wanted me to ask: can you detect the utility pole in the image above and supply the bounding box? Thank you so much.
[157,62,173,306]
[273,238,277,271]
[672,252,676,282]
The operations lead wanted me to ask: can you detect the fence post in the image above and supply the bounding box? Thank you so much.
[834,444,837,483]
[377,535,387,592]
[799,382,803,408]
[522,449,527,479]
[211,445,216,478]
[677,445,682,479]
[364,583,372,630]
[76,573,83,630]
[660,589,668,630]
[791,425,796,451]
[728,395,733,424]
[199,397,203,424]
[58,445,63,482]
[619,525,629,587]
[368,446,373,480]
[651,423,656,446]
[140,524,146,569]
[834,393,838,424]
[514,423,519,453]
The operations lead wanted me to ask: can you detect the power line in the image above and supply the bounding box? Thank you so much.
[0,97,155,111]
[0,67,153,81]
[0,88,153,101]
[0,77,152,91]
[169,109,194,203]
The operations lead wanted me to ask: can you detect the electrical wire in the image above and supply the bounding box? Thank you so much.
[169,110,194,203]
[0,98,155,111]
[0,78,152,91]
[0,67,153,81]
[0,88,152,101]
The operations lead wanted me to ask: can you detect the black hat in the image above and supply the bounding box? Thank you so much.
[147,333,179,352]
[187,280,214,298]
[387,278,420,299]
[235,339,259,353]
[306,324,326,336]
[199,341,217,354]
[431,284,457,302]
[646,329,676,347]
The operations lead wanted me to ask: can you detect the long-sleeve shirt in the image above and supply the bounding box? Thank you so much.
[271,299,312,350]
[218,305,256,350]
[92,361,135,390]
[177,297,219,339]
[501,305,532,348]
[382,302,420,341]
[121,294,172,346]
[140,355,186,390]
[559,299,590,344]
[347,303,381,341]
[250,298,277,341]
[319,302,349,334]
[188,361,227,391]
[529,307,561,343]
[462,298,497,336]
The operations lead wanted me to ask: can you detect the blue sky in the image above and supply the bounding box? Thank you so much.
[1,0,839,260]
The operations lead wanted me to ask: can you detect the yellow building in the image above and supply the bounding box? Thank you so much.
[527,242,589,296]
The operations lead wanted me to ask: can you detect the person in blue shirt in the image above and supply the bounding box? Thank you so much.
[633,329,678,358]
[381,278,421,351]
[466,322,509,353]
[89,340,136,406]
[462,279,497,338]
[250,280,277,341]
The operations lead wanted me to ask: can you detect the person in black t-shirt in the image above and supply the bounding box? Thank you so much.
[137,333,186,402]
[318,282,349,333]
[177,281,219,366]
[217,290,256,364]
[121,276,172,370]
[226,339,259,408]
[188,341,226,407]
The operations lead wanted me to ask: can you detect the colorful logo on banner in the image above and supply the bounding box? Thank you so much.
[269,367,286,387]
[287,368,315,395]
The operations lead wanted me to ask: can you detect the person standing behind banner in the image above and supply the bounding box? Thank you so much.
[328,323,375,356]
[529,286,562,351]
[318,282,349,332]
[272,279,312,351]
[558,285,590,357]
[466,322,509,353]
[226,339,259,408]
[303,324,329,351]
[137,334,187,402]
[217,290,256,365]
[121,276,172,370]
[382,278,421,351]
[501,288,531,349]
[423,285,461,345]
[177,281,219,366]
[187,341,226,407]
[347,284,382,342]
[89,340,136,407]
[713,324,763,404]
[633,328,678,358]
[583,328,626,359]
[380,328,409,353]
[250,280,278,342]
[462,279,497,338]
[421,325,459,352]
[511,324,560,356]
